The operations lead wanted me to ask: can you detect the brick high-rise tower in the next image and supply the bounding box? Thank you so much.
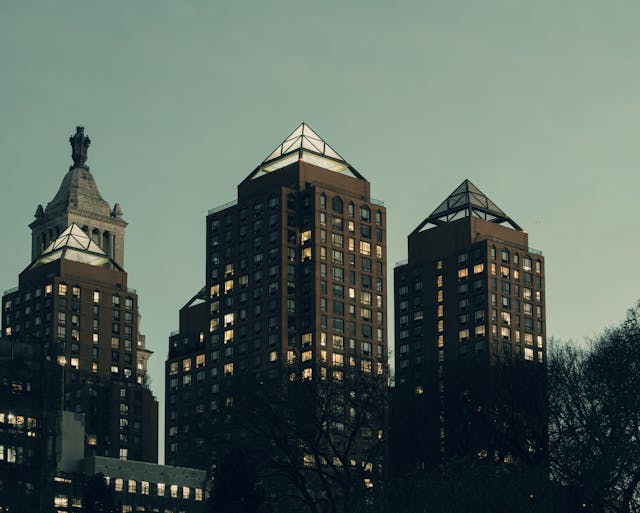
[1,127,157,511]
[392,180,546,473]
[166,123,388,472]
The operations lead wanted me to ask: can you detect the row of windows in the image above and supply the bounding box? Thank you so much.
[319,194,383,226]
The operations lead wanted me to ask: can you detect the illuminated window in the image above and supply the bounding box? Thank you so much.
[196,354,206,368]
[301,230,312,244]
[359,241,371,256]
[224,329,234,344]
[524,348,534,361]
[183,486,190,499]
[210,284,220,297]
[457,268,468,280]
[302,368,312,379]
[223,363,234,376]
[195,488,203,501]
[458,329,469,342]
[157,483,165,496]
[58,283,67,296]
[141,481,149,495]
[170,485,178,499]
[475,324,486,336]
[183,358,191,372]
[473,263,484,274]
[128,480,136,493]
[115,478,123,491]
[224,280,233,294]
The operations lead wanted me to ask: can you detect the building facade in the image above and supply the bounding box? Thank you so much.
[0,128,158,511]
[166,123,388,477]
[392,180,546,473]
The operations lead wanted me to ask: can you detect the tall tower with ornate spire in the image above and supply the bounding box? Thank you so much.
[29,126,127,267]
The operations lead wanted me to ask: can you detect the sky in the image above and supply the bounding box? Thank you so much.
[1,1,639,463]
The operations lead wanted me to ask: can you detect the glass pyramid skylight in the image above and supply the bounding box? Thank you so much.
[29,223,120,270]
[245,123,365,181]
[412,179,522,233]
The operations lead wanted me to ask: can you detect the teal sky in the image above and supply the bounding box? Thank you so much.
[2,1,639,463]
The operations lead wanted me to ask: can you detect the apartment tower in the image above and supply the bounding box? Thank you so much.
[1,127,158,511]
[392,180,546,473]
[166,123,388,472]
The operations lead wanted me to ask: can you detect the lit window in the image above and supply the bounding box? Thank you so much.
[359,241,371,256]
[128,480,136,494]
[223,363,234,376]
[195,488,203,501]
[183,358,191,372]
[302,368,312,379]
[301,230,312,244]
[58,283,67,296]
[475,324,486,336]
[196,354,206,368]
[157,483,165,496]
[141,481,149,495]
[457,268,468,280]
[458,329,469,342]
[115,478,123,491]
[170,485,178,499]
[473,263,484,274]
[524,348,534,361]
[183,486,190,499]
[224,280,233,294]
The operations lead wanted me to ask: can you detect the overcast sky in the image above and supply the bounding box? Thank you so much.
[2,1,639,463]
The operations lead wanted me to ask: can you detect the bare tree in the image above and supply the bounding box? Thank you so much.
[222,372,388,513]
[549,302,640,513]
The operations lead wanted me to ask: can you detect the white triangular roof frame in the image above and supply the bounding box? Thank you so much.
[243,122,365,182]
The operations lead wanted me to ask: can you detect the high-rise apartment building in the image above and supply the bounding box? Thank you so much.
[166,123,388,471]
[0,127,158,510]
[392,180,546,473]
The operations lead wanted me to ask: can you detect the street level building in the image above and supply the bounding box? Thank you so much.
[392,180,546,473]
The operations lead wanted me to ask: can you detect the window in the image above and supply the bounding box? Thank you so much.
[360,206,370,221]
[332,196,343,213]
[128,480,136,493]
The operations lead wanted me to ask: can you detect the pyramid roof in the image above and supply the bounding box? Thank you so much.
[29,223,121,270]
[412,179,522,234]
[243,123,364,181]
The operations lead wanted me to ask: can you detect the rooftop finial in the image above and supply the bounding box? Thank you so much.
[70,126,90,169]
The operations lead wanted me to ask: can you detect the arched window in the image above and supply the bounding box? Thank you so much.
[348,202,355,218]
[332,196,343,214]
[375,210,383,226]
[320,193,326,209]
[500,249,509,263]
[360,205,370,222]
